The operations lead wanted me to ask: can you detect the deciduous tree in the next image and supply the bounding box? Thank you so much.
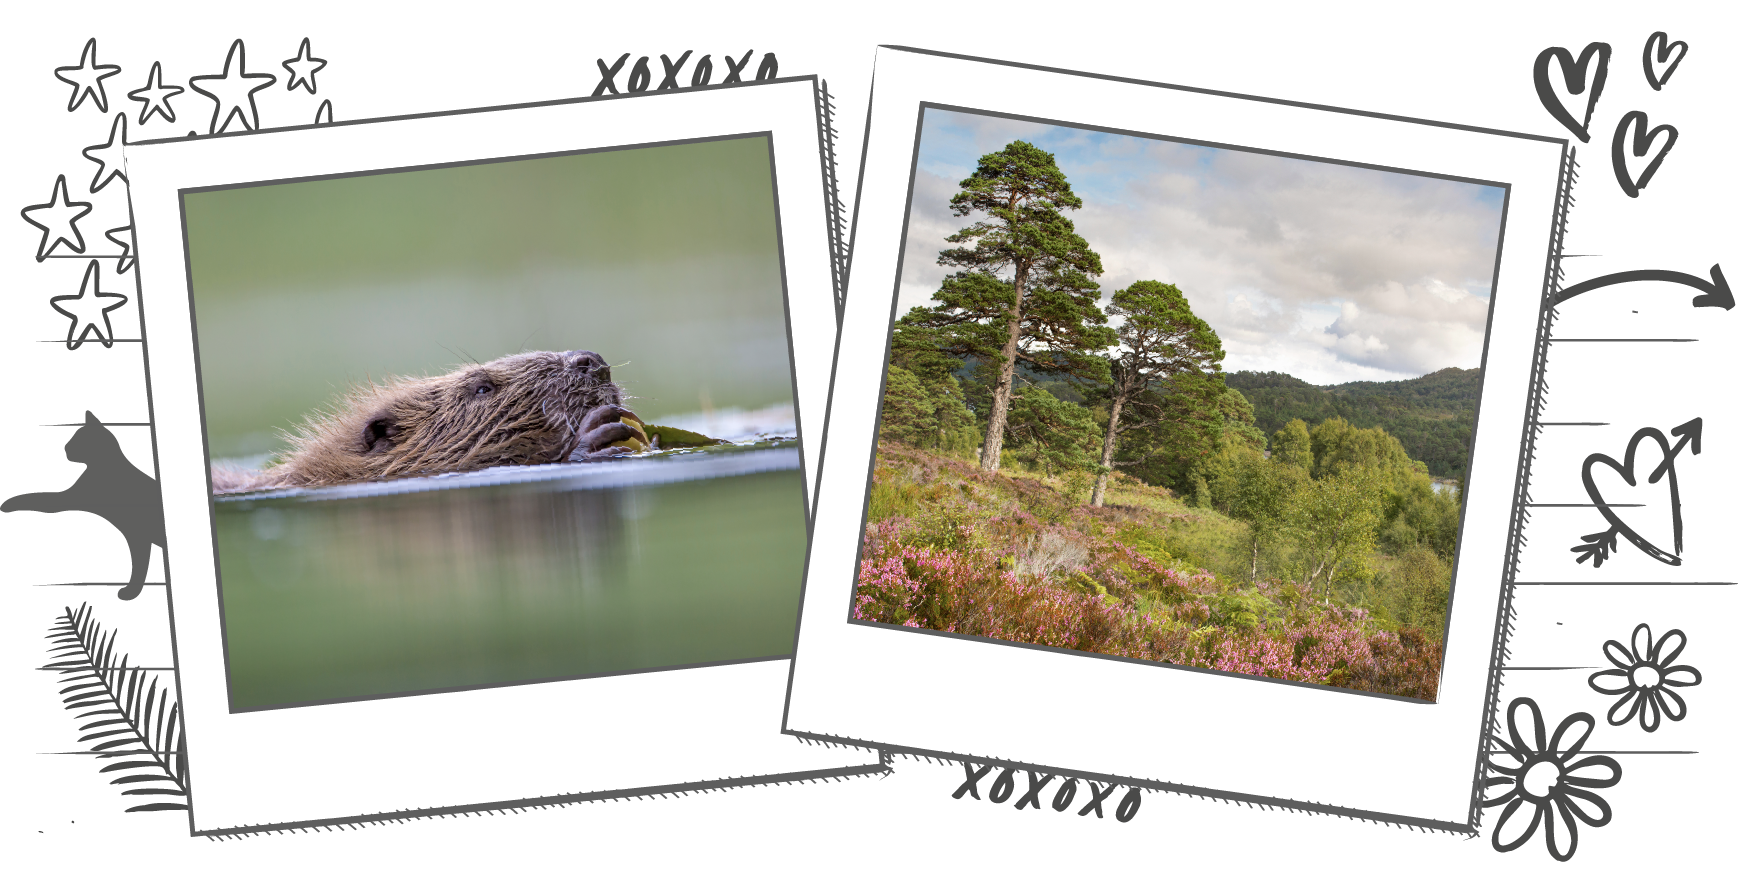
[1288,464,1384,603]
[1271,418,1312,470]
[1209,448,1307,580]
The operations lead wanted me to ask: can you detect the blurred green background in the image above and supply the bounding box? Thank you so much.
[184,135,794,460]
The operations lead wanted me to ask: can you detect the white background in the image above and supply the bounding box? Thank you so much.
[2,1,1729,865]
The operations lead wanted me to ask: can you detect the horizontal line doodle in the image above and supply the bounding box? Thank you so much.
[45,421,151,426]
[33,581,165,587]
[1549,338,1698,342]
[1485,749,1696,756]
[1537,422,1610,426]
[1515,581,1735,586]
[35,338,142,344]
[38,665,174,671]
[1529,503,1644,507]
[39,749,167,756]
[1501,666,1596,670]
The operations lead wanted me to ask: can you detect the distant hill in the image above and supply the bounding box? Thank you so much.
[1226,367,1482,478]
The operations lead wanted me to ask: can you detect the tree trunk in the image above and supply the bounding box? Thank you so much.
[1250,536,1259,582]
[1089,394,1125,507]
[978,263,1028,473]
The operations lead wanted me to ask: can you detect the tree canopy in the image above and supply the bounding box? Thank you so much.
[1002,386,1102,477]
[1226,367,1481,477]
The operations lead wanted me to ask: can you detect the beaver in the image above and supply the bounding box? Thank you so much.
[214,350,645,493]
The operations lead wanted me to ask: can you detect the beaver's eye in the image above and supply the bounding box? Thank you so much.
[475,383,494,396]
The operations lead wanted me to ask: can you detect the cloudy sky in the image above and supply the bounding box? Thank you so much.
[895,109,1508,385]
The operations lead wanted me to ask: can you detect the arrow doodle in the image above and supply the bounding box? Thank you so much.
[1552,265,1733,310]
[1572,418,1702,567]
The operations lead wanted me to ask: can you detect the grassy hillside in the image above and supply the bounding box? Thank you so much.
[1227,368,1481,478]
[857,442,1447,700]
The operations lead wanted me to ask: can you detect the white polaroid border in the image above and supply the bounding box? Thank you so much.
[125,79,869,833]
[785,47,1567,829]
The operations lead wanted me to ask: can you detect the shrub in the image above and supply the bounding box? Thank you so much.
[866,477,920,522]
[852,440,1446,699]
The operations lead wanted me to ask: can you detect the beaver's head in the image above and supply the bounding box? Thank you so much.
[274,350,626,487]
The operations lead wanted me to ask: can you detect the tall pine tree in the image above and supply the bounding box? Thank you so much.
[894,141,1112,473]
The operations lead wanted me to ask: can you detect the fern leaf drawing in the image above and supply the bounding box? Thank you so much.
[46,603,189,812]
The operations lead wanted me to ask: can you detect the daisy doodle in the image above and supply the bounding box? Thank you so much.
[1482,697,1621,861]
[1588,623,1701,732]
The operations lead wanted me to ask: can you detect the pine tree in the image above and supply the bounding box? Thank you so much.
[1087,280,1225,506]
[894,141,1113,473]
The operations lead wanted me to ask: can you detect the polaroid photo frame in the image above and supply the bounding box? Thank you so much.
[125,78,874,833]
[785,47,1568,829]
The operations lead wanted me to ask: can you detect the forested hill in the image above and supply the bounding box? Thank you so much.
[1227,367,1482,478]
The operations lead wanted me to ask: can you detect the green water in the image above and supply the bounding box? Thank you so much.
[213,466,806,710]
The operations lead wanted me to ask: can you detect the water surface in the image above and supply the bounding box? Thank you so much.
[214,447,806,710]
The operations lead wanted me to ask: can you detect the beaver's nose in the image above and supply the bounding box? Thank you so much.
[563,349,611,382]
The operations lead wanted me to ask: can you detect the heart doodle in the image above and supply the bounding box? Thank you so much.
[1533,42,1611,143]
[1643,31,1688,90]
[1611,110,1678,198]
[1572,419,1701,567]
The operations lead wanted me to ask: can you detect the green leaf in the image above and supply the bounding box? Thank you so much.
[641,424,730,448]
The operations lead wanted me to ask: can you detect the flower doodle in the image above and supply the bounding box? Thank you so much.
[1482,697,1621,861]
[1587,623,1701,732]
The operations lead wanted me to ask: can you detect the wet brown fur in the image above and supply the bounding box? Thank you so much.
[218,350,628,493]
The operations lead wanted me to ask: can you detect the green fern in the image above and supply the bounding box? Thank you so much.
[46,603,188,812]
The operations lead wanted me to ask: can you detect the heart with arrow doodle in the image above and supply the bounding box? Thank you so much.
[1572,419,1701,567]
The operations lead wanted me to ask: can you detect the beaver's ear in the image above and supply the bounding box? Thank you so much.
[361,414,402,453]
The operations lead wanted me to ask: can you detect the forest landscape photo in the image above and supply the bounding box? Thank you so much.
[853,108,1508,700]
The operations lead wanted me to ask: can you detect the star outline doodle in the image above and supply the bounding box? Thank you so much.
[53,37,120,113]
[188,38,277,135]
[127,60,184,125]
[20,175,93,262]
[49,261,130,350]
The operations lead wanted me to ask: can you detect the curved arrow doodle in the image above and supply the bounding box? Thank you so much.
[1552,265,1733,310]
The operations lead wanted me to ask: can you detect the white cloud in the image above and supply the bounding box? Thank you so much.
[896,113,1503,384]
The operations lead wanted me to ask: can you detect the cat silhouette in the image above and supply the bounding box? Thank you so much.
[3,411,165,600]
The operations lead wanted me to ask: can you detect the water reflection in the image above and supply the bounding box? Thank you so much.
[214,450,806,710]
